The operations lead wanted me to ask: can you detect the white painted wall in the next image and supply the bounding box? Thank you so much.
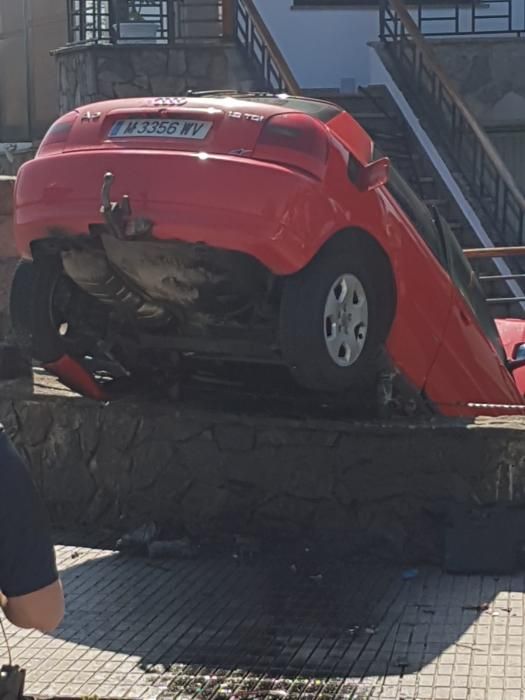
[253,0,378,90]
[252,0,524,91]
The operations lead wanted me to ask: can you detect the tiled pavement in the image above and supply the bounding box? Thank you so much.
[5,541,525,700]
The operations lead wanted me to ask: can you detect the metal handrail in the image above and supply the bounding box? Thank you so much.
[234,0,300,95]
[66,0,300,95]
[67,0,226,44]
[380,0,525,246]
[412,0,525,37]
[464,245,525,259]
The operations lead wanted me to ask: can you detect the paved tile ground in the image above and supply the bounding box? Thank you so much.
[4,541,525,699]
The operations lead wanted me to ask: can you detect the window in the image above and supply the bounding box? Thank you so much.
[293,0,475,6]
[241,95,342,123]
[386,165,447,268]
[293,0,380,6]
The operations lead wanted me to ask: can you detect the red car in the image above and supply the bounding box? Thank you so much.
[9,93,525,416]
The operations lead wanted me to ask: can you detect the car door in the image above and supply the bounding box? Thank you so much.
[423,214,524,415]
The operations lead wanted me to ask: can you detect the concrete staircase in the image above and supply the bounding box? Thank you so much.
[307,86,517,316]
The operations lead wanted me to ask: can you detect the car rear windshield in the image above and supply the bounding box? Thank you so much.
[238,95,342,122]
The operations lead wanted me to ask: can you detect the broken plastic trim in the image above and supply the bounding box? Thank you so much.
[44,354,110,402]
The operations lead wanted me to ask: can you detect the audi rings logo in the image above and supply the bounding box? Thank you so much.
[152,97,187,106]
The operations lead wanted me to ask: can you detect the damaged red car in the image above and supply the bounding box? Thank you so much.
[9,93,525,417]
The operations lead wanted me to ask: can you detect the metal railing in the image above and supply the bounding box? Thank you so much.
[67,0,226,44]
[66,0,300,95]
[234,0,300,94]
[412,0,525,37]
[465,246,525,304]
[380,0,525,247]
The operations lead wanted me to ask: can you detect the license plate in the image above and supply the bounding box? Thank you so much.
[109,118,212,140]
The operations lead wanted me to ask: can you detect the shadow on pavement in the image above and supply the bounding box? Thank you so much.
[51,541,523,692]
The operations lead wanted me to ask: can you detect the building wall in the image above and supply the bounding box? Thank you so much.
[252,1,524,93]
[0,0,67,142]
[253,1,377,92]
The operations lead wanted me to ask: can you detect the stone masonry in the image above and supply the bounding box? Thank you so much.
[0,176,18,336]
[55,43,262,114]
[431,38,525,126]
[0,148,37,177]
[3,378,525,563]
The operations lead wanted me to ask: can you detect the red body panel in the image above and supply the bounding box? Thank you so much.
[13,96,525,416]
[45,355,111,401]
[425,295,525,415]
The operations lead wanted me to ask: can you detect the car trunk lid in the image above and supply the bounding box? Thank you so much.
[64,100,279,157]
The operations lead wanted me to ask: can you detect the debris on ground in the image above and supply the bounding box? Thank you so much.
[233,535,262,564]
[147,537,200,560]
[462,602,490,612]
[402,568,419,580]
[116,522,159,554]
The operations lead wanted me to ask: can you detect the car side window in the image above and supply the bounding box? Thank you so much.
[386,166,448,268]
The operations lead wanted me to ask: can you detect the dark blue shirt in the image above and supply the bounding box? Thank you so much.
[0,427,58,598]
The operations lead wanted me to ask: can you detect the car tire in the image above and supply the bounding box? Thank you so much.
[9,259,36,359]
[10,256,94,365]
[279,231,395,392]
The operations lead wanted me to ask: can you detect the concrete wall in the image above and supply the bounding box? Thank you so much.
[3,384,525,563]
[252,0,518,92]
[56,43,261,114]
[0,0,67,141]
[253,0,376,91]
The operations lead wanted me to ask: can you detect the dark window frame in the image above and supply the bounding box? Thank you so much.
[293,0,476,7]
[386,165,448,269]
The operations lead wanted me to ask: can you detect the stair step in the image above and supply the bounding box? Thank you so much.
[386,152,421,161]
[339,88,484,249]
[423,198,447,206]
[368,131,406,141]
[351,112,392,120]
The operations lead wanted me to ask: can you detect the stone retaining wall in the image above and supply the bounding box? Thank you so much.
[2,381,525,563]
[0,177,18,337]
[0,149,37,177]
[55,42,261,114]
[431,38,525,126]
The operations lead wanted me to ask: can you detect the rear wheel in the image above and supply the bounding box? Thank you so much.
[9,256,180,398]
[9,259,35,359]
[10,256,104,364]
[279,232,395,392]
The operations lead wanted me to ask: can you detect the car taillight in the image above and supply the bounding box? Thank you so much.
[253,113,328,179]
[37,112,77,156]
